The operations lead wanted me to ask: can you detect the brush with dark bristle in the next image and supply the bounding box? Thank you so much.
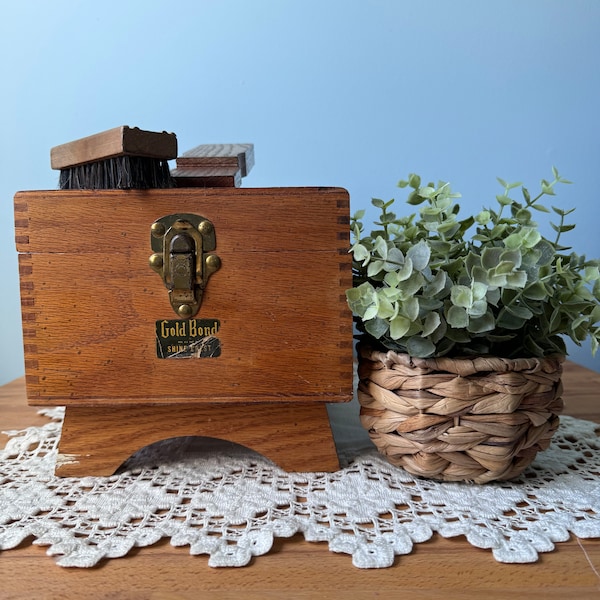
[51,126,178,190]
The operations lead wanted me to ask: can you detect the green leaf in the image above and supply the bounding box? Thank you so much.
[376,295,396,319]
[471,282,488,301]
[446,305,469,328]
[496,308,528,330]
[500,249,522,268]
[406,336,436,358]
[394,257,414,282]
[487,271,509,288]
[408,173,421,188]
[489,223,509,240]
[494,261,519,276]
[558,224,576,233]
[437,221,461,236]
[468,299,488,318]
[475,210,491,225]
[522,227,542,249]
[406,240,431,271]
[486,287,501,306]
[381,287,402,302]
[397,271,424,298]
[384,271,400,288]
[472,233,491,243]
[363,304,379,321]
[471,265,489,286]
[418,186,436,199]
[515,208,532,222]
[523,335,546,356]
[592,336,599,356]
[374,236,388,259]
[444,326,471,343]
[451,285,473,309]
[467,311,495,333]
[428,240,453,254]
[422,312,441,337]
[345,286,361,302]
[584,266,600,283]
[367,260,385,277]
[505,304,534,320]
[401,297,420,321]
[372,198,385,208]
[389,315,411,339]
[346,283,377,319]
[481,247,503,269]
[365,317,389,339]
[534,240,555,266]
[425,270,447,296]
[531,203,550,213]
[505,271,528,289]
[522,281,548,301]
[419,297,445,313]
[421,206,442,220]
[350,243,369,264]
[386,247,405,265]
[407,190,426,205]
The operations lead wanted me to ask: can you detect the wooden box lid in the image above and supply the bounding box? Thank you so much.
[15,187,353,406]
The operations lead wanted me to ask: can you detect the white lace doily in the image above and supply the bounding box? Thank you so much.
[1,400,599,569]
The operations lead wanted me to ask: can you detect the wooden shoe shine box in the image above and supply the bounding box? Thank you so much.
[14,137,353,475]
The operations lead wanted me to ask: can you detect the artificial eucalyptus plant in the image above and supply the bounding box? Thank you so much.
[346,169,600,359]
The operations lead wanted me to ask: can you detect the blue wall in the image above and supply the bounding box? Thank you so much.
[1,0,599,384]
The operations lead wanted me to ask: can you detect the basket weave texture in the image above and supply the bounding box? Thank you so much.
[358,343,565,484]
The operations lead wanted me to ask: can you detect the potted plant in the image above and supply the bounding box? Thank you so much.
[346,169,600,483]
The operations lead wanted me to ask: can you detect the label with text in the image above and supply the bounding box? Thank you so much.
[156,319,221,358]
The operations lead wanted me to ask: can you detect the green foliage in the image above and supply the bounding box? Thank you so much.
[346,169,600,358]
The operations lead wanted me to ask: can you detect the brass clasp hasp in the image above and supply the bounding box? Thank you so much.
[149,214,220,318]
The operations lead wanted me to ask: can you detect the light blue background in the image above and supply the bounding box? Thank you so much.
[1,0,599,385]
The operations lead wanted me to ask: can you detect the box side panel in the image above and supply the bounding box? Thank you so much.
[17,253,40,391]
[16,188,353,405]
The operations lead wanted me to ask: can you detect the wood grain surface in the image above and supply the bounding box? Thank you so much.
[50,126,177,169]
[56,401,340,476]
[1,362,599,598]
[15,188,353,406]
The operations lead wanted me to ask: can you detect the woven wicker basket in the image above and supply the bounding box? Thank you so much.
[357,343,565,484]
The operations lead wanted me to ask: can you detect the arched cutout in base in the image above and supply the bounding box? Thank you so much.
[116,435,270,473]
[55,403,340,477]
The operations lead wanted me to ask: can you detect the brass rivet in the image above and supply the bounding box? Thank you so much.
[198,220,213,235]
[205,254,221,271]
[149,254,163,269]
[151,222,166,237]
[177,304,193,318]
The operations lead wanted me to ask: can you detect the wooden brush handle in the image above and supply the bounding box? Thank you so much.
[171,143,254,188]
[50,126,178,170]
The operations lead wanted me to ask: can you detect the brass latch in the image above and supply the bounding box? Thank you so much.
[149,214,220,318]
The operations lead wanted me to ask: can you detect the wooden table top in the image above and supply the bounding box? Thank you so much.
[1,365,599,599]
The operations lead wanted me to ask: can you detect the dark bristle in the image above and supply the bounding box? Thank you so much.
[59,156,175,190]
